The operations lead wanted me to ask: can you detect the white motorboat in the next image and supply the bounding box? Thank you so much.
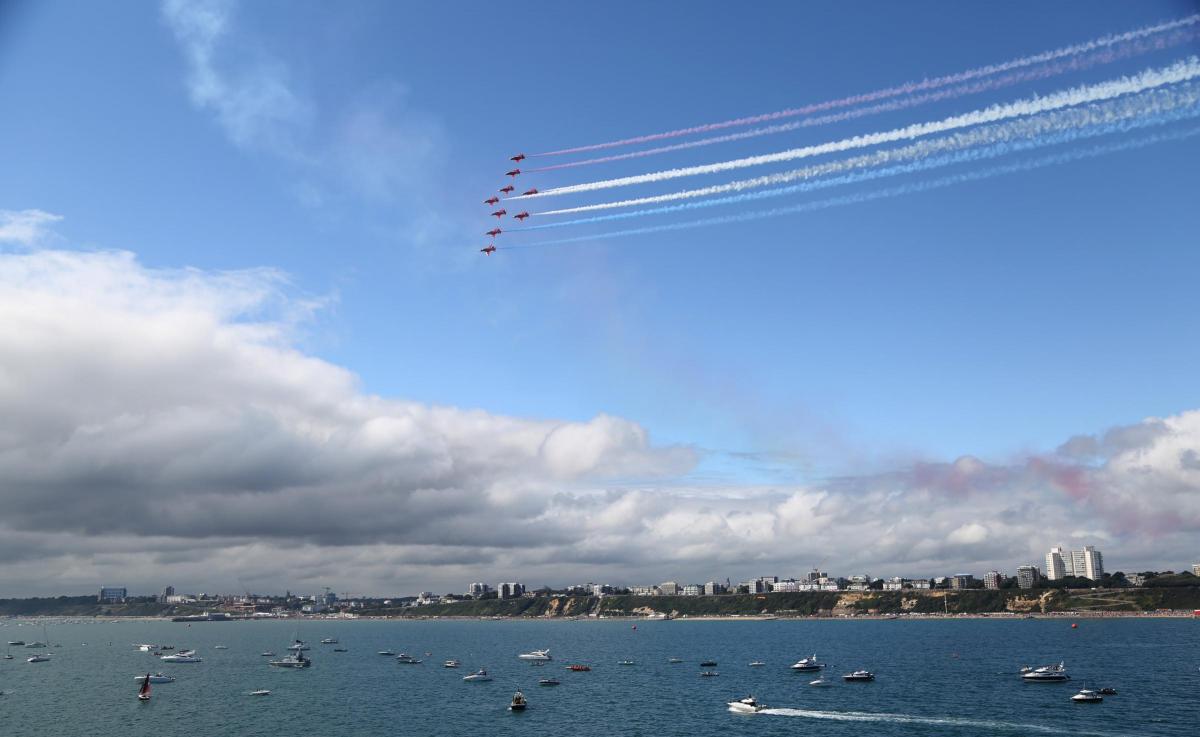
[809,676,833,687]
[1022,662,1070,682]
[748,661,766,667]
[617,660,635,666]
[7,641,25,646]
[727,696,767,713]
[261,652,276,657]
[26,654,50,663]
[378,650,396,656]
[213,645,228,650]
[444,659,461,668]
[791,654,823,671]
[249,689,271,696]
[287,641,310,651]
[395,653,422,664]
[1072,689,1103,703]
[135,673,176,683]
[268,651,311,668]
[463,668,493,682]
[518,649,552,661]
[160,653,202,663]
[667,657,683,663]
[843,670,875,682]
[320,638,338,644]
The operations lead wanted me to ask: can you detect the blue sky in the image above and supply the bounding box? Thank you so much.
[2,1,1199,593]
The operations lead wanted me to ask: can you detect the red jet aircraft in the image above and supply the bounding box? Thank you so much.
[513,211,530,221]
[499,185,515,194]
[505,169,521,178]
[491,209,507,218]
[481,244,497,256]
[521,188,538,196]
[484,196,499,205]
[510,153,525,162]
[486,228,502,238]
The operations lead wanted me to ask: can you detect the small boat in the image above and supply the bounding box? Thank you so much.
[260,652,276,657]
[699,670,719,677]
[518,649,552,661]
[27,654,50,663]
[1072,689,1103,703]
[809,676,833,687]
[159,646,174,651]
[567,664,591,672]
[320,638,338,644]
[667,657,683,663]
[137,674,151,701]
[699,660,717,667]
[395,653,422,664]
[1099,687,1118,695]
[1022,662,1070,682]
[617,660,635,666]
[24,642,47,649]
[333,648,348,653]
[727,695,767,714]
[135,673,176,684]
[791,654,823,672]
[160,653,202,663]
[444,659,461,668]
[268,651,311,668]
[287,641,310,651]
[249,689,271,696]
[7,641,25,646]
[377,650,396,656]
[509,689,528,711]
[463,668,493,682]
[538,678,560,686]
[213,645,228,650]
[748,661,766,667]
[843,670,875,682]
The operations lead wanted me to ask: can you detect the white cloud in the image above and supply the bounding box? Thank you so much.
[0,209,62,247]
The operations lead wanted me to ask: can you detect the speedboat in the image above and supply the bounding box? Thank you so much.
[699,670,719,677]
[667,657,683,664]
[1022,662,1070,682]
[1072,689,1103,703]
[249,689,271,696]
[727,696,767,713]
[160,653,202,663]
[320,638,338,644]
[843,670,875,682]
[395,653,422,664]
[791,654,823,671]
[213,645,228,650]
[26,654,50,663]
[135,673,176,683]
[748,661,766,667]
[268,652,311,668]
[509,689,528,711]
[260,652,276,657]
[518,649,552,661]
[538,678,560,686]
[444,659,461,668]
[463,668,493,682]
[809,676,833,687]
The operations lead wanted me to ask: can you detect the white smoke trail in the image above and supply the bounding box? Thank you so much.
[530,82,1200,219]
[516,57,1200,200]
[506,125,1199,249]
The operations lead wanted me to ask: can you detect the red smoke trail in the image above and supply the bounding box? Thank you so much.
[528,15,1200,161]
[525,25,1199,173]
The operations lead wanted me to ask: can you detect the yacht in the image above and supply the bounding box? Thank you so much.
[791,654,823,671]
[843,670,875,682]
[518,649,552,661]
[268,651,311,668]
[463,668,493,682]
[727,696,767,714]
[509,689,528,711]
[24,641,47,649]
[287,641,311,651]
[444,659,461,668]
[26,654,51,663]
[135,673,176,684]
[395,653,422,664]
[160,652,203,663]
[1022,662,1070,682]
[1071,689,1103,703]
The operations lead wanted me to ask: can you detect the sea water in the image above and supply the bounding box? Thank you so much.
[0,617,1195,736]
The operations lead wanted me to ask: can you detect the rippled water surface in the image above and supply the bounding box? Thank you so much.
[0,617,1195,736]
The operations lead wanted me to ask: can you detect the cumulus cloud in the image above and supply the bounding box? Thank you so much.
[0,209,62,247]
[2,244,1199,596]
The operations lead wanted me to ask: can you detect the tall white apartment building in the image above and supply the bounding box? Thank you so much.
[1071,546,1104,580]
[1046,546,1070,580]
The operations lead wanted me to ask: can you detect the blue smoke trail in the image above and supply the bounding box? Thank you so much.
[510,103,1200,233]
[505,125,1200,249]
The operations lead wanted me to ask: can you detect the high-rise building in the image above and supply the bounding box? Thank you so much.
[983,571,1003,590]
[98,587,127,603]
[467,582,490,597]
[702,581,725,596]
[497,582,525,599]
[1070,546,1104,580]
[1046,546,1070,580]
[1192,563,1199,577]
[1016,565,1041,589]
[659,581,680,596]
[949,574,976,590]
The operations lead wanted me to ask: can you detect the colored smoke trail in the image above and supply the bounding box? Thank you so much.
[533,82,1200,217]
[529,14,1200,158]
[506,124,1200,249]
[511,103,1200,232]
[516,57,1200,200]
[759,708,1124,737]
[525,26,1200,173]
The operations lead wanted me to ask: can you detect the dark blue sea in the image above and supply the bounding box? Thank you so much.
[1,617,1196,736]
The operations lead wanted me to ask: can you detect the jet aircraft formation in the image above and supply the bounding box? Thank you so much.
[478,152,529,255]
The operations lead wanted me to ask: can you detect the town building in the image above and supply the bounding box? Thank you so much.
[659,581,680,596]
[467,582,490,597]
[702,581,725,596]
[909,579,932,589]
[983,571,1003,590]
[98,587,127,603]
[1192,563,1200,577]
[948,574,976,590]
[772,579,800,592]
[1127,573,1146,587]
[1070,546,1104,580]
[1016,565,1041,589]
[1046,546,1070,580]
[497,582,525,599]
[680,584,703,596]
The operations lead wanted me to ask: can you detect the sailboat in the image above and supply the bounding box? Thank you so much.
[3,644,13,660]
[138,674,152,701]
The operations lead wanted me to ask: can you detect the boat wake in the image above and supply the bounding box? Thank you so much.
[760,708,1123,736]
